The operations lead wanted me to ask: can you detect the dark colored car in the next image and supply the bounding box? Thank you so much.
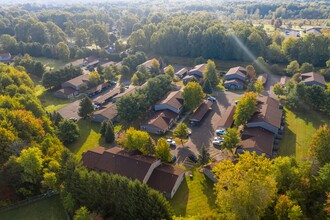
[171,155,177,163]
[188,154,198,163]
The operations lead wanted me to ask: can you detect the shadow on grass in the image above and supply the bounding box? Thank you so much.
[279,126,296,157]
[201,173,217,210]
[169,176,189,216]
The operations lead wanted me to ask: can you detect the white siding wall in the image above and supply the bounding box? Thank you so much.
[143,160,161,183]
[170,172,185,198]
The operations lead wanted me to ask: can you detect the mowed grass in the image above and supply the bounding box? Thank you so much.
[0,195,68,220]
[170,169,216,217]
[279,108,330,161]
[68,120,106,159]
[33,57,67,71]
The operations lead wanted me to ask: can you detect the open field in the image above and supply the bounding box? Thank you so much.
[170,169,216,217]
[0,195,68,220]
[279,108,330,161]
[33,57,67,71]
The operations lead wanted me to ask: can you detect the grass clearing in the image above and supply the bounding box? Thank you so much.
[279,108,330,161]
[68,120,106,159]
[0,195,68,220]
[170,169,216,217]
[33,57,67,71]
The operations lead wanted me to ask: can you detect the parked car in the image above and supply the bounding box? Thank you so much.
[170,155,177,163]
[188,154,198,163]
[166,138,176,147]
[214,136,224,141]
[93,104,100,110]
[212,140,224,146]
[234,100,239,105]
[207,96,217,102]
[216,129,227,135]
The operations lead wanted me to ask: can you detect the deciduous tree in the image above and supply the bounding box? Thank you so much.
[155,138,171,162]
[57,120,80,144]
[234,92,257,127]
[310,125,330,166]
[88,71,101,87]
[164,65,174,78]
[203,60,219,87]
[286,60,300,76]
[213,152,277,219]
[222,128,241,153]
[182,82,204,110]
[273,82,285,97]
[78,96,94,118]
[173,123,189,146]
[254,79,264,94]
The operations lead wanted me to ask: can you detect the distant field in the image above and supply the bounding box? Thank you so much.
[33,57,67,71]
[170,169,216,217]
[279,108,330,161]
[0,195,68,220]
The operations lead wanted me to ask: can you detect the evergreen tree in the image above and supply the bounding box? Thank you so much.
[203,79,213,94]
[104,121,115,144]
[78,96,94,118]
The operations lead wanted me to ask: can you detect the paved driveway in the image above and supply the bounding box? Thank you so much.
[172,91,243,164]
[262,73,281,98]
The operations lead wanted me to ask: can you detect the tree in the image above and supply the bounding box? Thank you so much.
[246,65,256,79]
[0,34,17,53]
[150,58,160,75]
[300,62,314,73]
[203,79,213,94]
[173,123,189,146]
[254,79,264,94]
[155,138,171,162]
[78,96,94,118]
[182,82,204,110]
[253,57,268,75]
[116,93,148,122]
[0,127,15,166]
[194,56,205,65]
[30,22,48,44]
[121,65,131,78]
[57,120,80,144]
[74,28,88,47]
[319,163,330,192]
[89,24,110,48]
[164,65,174,78]
[16,147,44,184]
[128,29,147,50]
[213,152,276,219]
[104,121,115,144]
[310,125,330,166]
[88,71,101,87]
[198,145,210,165]
[119,128,154,155]
[222,128,241,154]
[203,60,219,87]
[273,83,285,97]
[286,60,300,76]
[56,42,70,61]
[234,92,257,127]
[74,206,90,220]
[275,195,302,220]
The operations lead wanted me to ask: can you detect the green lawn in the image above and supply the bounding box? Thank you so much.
[68,120,106,159]
[0,195,68,220]
[170,169,216,217]
[279,108,330,161]
[33,57,67,71]
[39,91,78,112]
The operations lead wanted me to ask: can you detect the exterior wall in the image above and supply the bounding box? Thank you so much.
[304,81,326,88]
[140,124,166,134]
[247,121,278,134]
[224,74,245,81]
[91,115,108,123]
[154,104,181,114]
[188,70,203,77]
[170,172,185,198]
[203,169,217,183]
[143,160,161,183]
[224,82,244,90]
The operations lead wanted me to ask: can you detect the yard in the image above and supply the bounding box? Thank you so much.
[33,57,67,71]
[279,108,330,161]
[170,169,217,217]
[0,195,68,220]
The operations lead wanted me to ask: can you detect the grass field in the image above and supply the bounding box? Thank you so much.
[68,120,106,159]
[0,195,68,220]
[279,108,330,161]
[170,169,216,217]
[33,57,67,71]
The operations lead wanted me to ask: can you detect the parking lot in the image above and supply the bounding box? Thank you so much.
[172,91,243,164]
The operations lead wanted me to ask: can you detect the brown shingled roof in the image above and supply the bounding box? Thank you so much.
[93,86,120,104]
[188,64,206,73]
[65,73,90,87]
[55,87,76,95]
[239,127,275,156]
[225,66,247,78]
[218,105,236,129]
[190,100,213,122]
[301,72,326,86]
[249,96,282,129]
[156,91,183,110]
[147,164,185,194]
[82,147,159,182]
[93,103,118,121]
[141,110,178,131]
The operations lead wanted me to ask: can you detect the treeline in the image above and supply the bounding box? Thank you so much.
[0,64,65,199]
[128,17,329,67]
